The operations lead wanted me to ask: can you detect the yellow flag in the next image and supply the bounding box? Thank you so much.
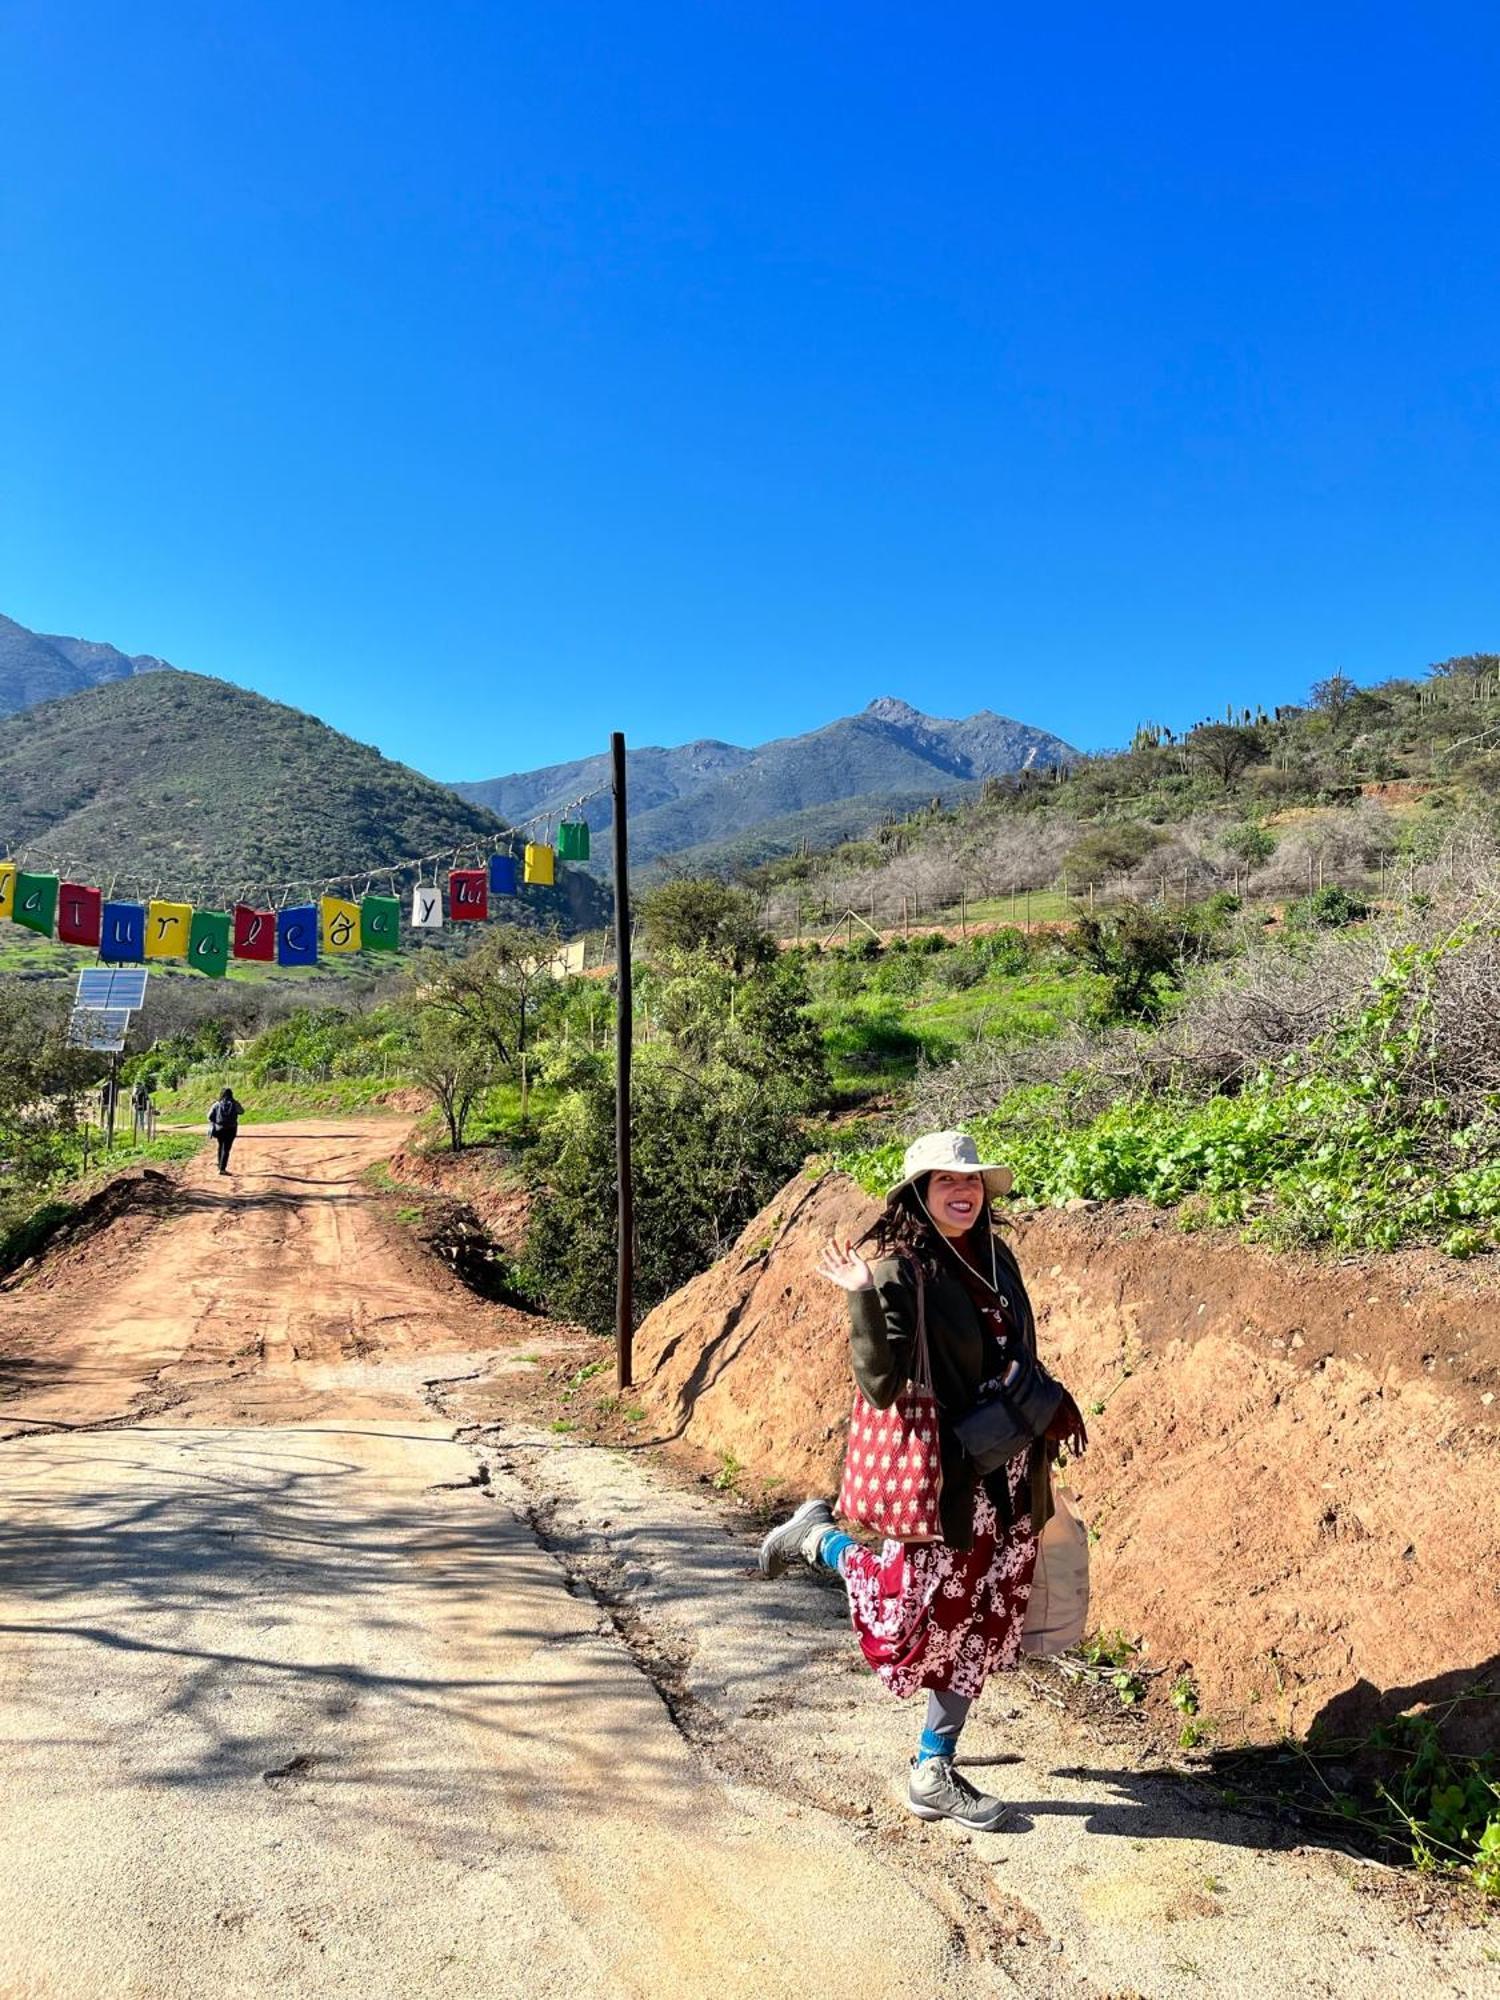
[321,896,361,954]
[145,900,192,958]
[0,863,13,921]
[524,842,555,886]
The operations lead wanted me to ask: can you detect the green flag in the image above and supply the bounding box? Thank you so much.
[360,894,401,952]
[14,871,58,938]
[188,908,230,978]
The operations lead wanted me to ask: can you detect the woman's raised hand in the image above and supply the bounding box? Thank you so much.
[817,1238,875,1293]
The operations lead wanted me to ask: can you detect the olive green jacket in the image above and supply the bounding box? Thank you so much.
[846,1234,1054,1549]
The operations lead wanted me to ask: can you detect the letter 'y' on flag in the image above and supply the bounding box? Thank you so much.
[410,883,444,929]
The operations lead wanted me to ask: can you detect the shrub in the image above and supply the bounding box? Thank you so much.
[522,1060,811,1333]
[1285,885,1370,930]
[1063,822,1164,886]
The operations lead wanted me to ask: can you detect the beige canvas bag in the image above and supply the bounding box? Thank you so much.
[1021,1484,1090,1656]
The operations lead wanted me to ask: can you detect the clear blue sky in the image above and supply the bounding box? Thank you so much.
[3,3,1497,778]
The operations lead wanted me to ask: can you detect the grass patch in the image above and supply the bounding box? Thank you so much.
[153,1074,402,1123]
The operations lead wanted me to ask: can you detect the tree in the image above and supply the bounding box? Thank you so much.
[1428,652,1500,681]
[1221,820,1276,868]
[409,924,556,1120]
[1065,909,1190,1021]
[638,879,774,974]
[1062,822,1164,887]
[1185,723,1263,791]
[522,1058,812,1333]
[408,1010,498,1150]
[1308,673,1358,715]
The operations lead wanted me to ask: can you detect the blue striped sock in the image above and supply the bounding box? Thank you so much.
[816,1529,857,1573]
[916,1728,954,1764]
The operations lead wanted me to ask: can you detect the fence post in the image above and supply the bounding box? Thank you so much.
[1025,889,1032,934]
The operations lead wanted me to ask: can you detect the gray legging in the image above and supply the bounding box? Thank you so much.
[924,1688,972,1754]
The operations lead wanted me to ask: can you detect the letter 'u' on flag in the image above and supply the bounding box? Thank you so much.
[321,896,361,954]
[146,900,192,959]
[233,904,276,961]
[523,842,555,886]
[58,882,103,947]
[410,883,444,930]
[449,868,487,921]
[101,901,146,963]
[277,904,319,967]
[360,894,400,952]
[189,909,230,978]
[0,862,15,920]
[14,871,58,937]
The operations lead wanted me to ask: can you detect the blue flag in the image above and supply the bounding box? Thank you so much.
[277,904,319,967]
[101,901,146,963]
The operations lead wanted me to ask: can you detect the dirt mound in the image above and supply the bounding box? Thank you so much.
[633,1170,1500,1750]
[387,1144,533,1254]
[0,1166,181,1289]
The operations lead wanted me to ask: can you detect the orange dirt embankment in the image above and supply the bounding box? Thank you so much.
[633,1171,1500,1749]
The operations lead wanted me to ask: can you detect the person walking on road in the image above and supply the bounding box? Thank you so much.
[757,1131,1088,1832]
[207,1086,245,1176]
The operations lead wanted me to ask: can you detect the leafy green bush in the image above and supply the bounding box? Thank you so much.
[1065,908,1194,1021]
[975,927,1033,976]
[1285,885,1370,929]
[840,927,1500,1257]
[522,1059,812,1333]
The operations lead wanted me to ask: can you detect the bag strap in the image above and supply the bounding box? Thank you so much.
[901,1255,934,1395]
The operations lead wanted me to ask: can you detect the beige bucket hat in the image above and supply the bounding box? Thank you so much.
[886,1129,1013,1204]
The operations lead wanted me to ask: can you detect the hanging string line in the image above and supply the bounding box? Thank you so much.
[0,781,612,912]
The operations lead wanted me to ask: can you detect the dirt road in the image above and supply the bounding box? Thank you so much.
[0,1125,1489,1998]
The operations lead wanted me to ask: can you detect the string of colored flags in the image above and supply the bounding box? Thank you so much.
[0,793,603,979]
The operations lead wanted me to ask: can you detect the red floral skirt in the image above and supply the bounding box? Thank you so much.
[837,1458,1039,1699]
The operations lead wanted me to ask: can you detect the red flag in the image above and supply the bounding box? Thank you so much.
[57,881,103,947]
[449,868,488,922]
[233,904,276,961]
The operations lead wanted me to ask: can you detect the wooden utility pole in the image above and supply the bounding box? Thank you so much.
[612,732,634,1392]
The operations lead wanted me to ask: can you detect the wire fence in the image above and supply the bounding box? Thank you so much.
[754,850,1450,947]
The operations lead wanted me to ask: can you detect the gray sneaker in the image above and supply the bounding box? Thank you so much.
[757,1497,836,1579]
[906,1755,1010,1832]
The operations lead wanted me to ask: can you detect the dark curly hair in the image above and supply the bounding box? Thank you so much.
[859,1176,997,1276]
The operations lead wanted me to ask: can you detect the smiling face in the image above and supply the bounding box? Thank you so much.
[922,1169,987,1240]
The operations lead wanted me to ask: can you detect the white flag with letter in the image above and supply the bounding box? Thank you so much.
[411,883,444,930]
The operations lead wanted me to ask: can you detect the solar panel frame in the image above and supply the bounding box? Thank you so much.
[67,1006,134,1053]
[75,968,150,1010]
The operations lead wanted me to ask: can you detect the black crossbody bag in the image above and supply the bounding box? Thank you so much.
[953,1349,1065,1474]
[936,1237,1067,1474]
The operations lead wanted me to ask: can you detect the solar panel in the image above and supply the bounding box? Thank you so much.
[75,968,150,1010]
[67,1007,133,1053]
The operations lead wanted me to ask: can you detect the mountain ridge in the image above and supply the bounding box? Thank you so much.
[455,695,1076,871]
[0,613,171,714]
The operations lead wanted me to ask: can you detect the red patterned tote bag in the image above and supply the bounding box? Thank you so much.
[836,1261,943,1542]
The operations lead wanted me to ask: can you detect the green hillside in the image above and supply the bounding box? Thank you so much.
[0,670,605,928]
[741,658,1500,918]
